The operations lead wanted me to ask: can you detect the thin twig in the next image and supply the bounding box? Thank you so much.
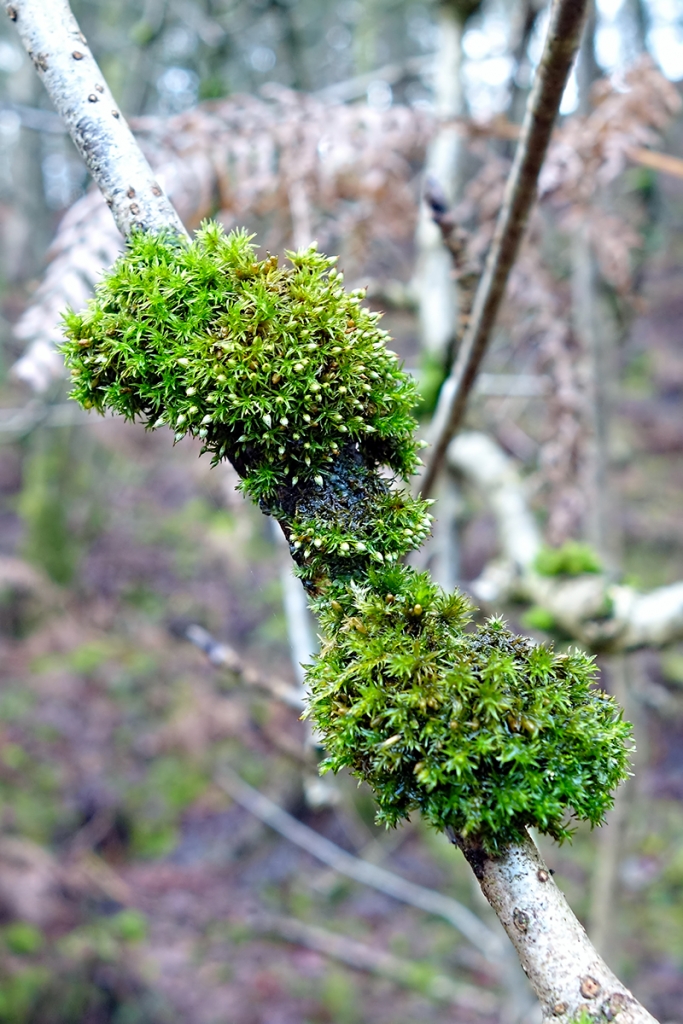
[251,912,499,1014]
[184,624,305,711]
[449,117,683,182]
[216,767,506,964]
[0,401,91,436]
[626,145,683,181]
[8,0,186,238]
[420,0,590,498]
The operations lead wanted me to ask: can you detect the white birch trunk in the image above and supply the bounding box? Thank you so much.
[414,1,464,358]
[6,0,186,240]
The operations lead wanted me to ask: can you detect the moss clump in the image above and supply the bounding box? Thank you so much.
[61,224,632,852]
[62,224,419,502]
[534,541,602,577]
[307,565,631,852]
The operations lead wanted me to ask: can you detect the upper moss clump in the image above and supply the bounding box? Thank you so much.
[308,564,632,852]
[62,224,420,506]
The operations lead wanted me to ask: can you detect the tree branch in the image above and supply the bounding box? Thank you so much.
[449,431,683,651]
[420,0,590,498]
[11,3,659,1019]
[184,623,306,710]
[216,768,506,964]
[6,0,186,239]
[453,831,657,1024]
[251,912,498,1014]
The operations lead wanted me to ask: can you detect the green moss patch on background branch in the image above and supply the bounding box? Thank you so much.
[62,223,632,853]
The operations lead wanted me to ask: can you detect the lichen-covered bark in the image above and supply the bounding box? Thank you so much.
[449,431,683,651]
[7,0,186,239]
[453,831,658,1023]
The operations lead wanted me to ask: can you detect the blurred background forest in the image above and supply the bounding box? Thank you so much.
[2,0,683,1021]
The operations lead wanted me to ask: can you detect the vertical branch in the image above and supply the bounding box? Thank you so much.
[413,1,480,591]
[420,0,590,498]
[7,0,186,239]
[587,655,630,955]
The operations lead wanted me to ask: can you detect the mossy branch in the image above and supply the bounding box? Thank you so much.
[61,225,631,854]
[12,0,656,1018]
[60,227,652,1020]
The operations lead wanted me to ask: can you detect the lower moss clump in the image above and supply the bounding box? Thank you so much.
[308,564,631,853]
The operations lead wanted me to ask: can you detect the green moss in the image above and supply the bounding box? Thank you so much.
[534,542,602,578]
[61,224,632,853]
[522,606,557,633]
[62,224,420,498]
[109,910,148,944]
[0,967,49,1022]
[307,565,630,852]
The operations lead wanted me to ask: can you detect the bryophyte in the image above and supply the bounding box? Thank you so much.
[62,223,632,852]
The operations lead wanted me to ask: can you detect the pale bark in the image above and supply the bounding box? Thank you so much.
[414,1,466,359]
[453,831,657,1024]
[421,0,590,497]
[6,0,186,239]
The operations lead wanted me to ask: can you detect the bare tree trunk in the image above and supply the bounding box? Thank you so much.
[414,0,469,359]
[414,1,479,595]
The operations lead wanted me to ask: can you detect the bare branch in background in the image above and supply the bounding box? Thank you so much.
[8,0,186,238]
[184,624,305,711]
[449,432,683,651]
[423,176,481,353]
[216,767,506,964]
[251,912,499,1014]
[419,0,590,498]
